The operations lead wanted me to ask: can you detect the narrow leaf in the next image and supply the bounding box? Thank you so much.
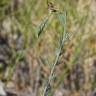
[57,11,67,42]
[57,11,66,27]
[37,15,50,38]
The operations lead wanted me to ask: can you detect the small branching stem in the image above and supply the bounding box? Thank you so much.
[43,11,67,96]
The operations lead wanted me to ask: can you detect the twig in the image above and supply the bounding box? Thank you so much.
[43,11,67,96]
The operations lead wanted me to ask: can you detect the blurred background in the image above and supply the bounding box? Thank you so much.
[0,0,96,96]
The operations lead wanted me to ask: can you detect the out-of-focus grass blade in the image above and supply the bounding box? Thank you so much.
[37,15,50,38]
[0,0,11,7]
[71,39,84,65]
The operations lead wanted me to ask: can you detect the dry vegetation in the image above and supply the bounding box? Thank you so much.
[0,0,96,96]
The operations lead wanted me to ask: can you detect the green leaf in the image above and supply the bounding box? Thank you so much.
[0,63,3,72]
[0,0,11,7]
[57,11,67,27]
[37,15,50,38]
[57,11,67,41]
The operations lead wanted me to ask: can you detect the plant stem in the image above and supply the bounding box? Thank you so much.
[43,11,67,96]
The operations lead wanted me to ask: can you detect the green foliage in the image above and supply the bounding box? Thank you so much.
[0,0,96,95]
[57,11,66,27]
[40,10,73,96]
[0,0,11,7]
[37,15,50,38]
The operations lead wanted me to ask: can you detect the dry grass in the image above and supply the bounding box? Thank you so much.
[0,0,96,96]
